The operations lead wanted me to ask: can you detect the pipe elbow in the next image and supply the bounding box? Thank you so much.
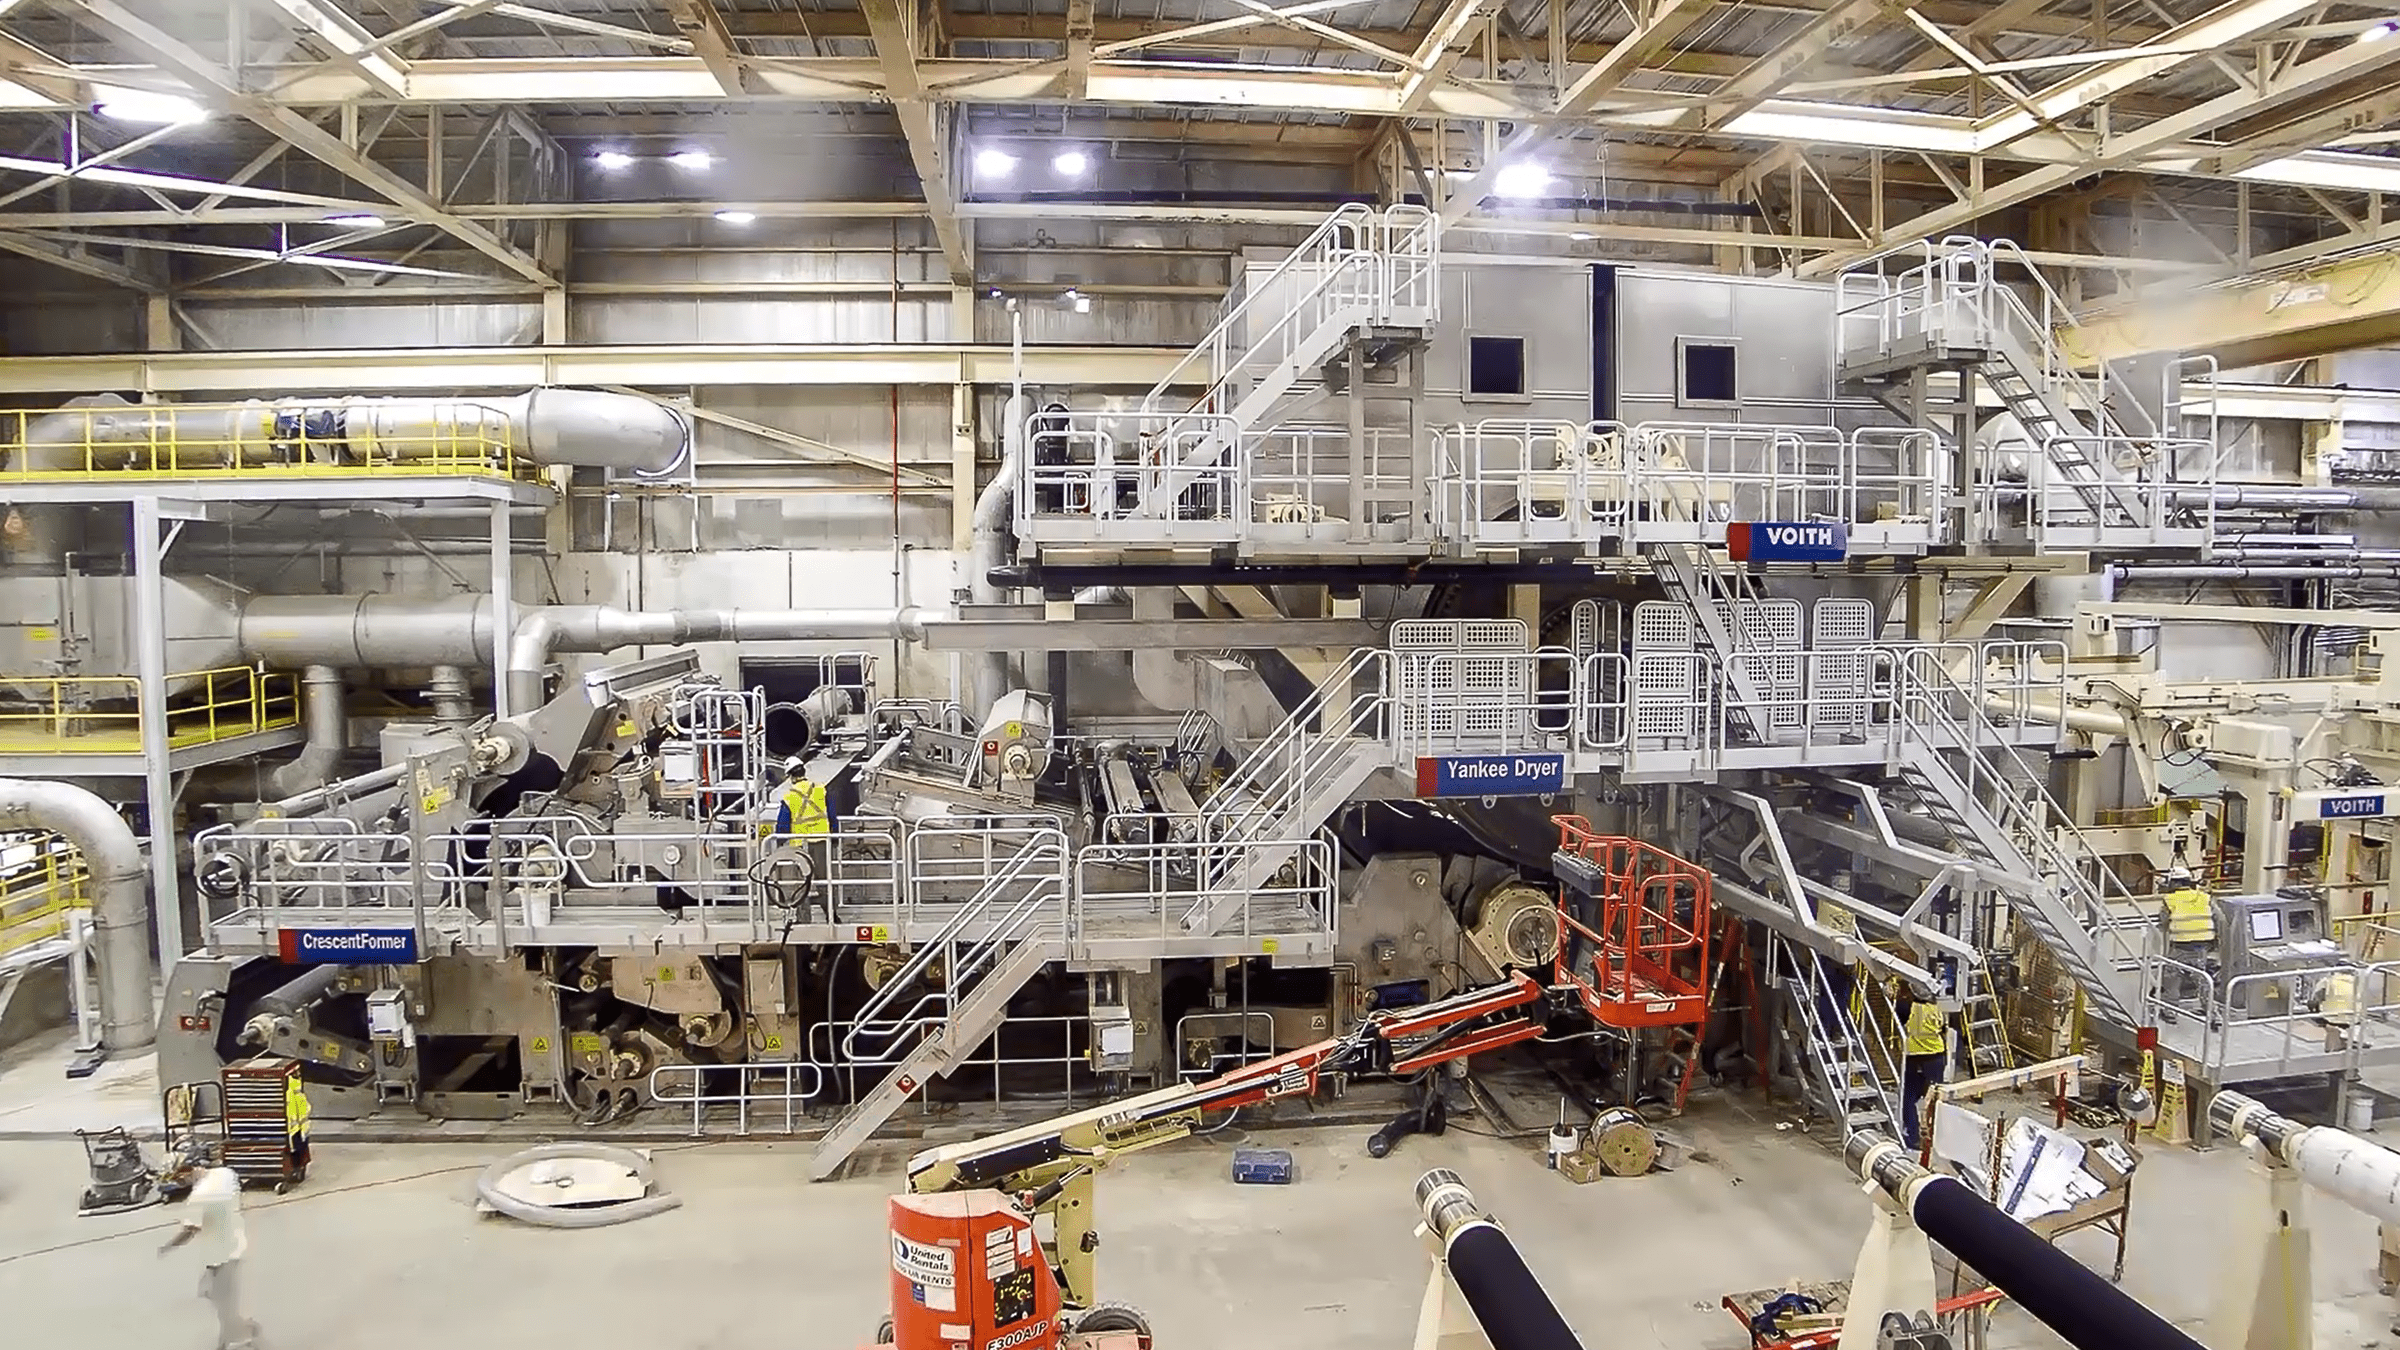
[507,611,564,708]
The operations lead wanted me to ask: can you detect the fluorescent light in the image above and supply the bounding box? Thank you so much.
[1494,162,1552,199]
[93,87,205,126]
[593,150,636,170]
[668,150,715,170]
[1444,168,1476,180]
[1073,295,1093,314]
[974,147,1017,177]
[1052,150,1089,177]
[2361,20,2396,43]
[1570,231,1596,242]
[322,214,387,229]
[713,209,757,225]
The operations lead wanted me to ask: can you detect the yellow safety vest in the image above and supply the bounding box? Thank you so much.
[1904,1002,1946,1058]
[286,1076,311,1133]
[2162,887,2216,945]
[778,780,829,837]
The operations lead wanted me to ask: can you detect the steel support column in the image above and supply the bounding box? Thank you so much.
[490,499,515,717]
[131,495,181,960]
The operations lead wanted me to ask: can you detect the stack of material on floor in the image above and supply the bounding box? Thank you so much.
[1231,1148,1294,1184]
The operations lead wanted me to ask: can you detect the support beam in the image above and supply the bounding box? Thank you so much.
[0,232,159,292]
[1438,0,1714,225]
[1063,0,1095,100]
[1796,30,2400,275]
[79,0,559,289]
[266,0,410,97]
[858,0,973,283]
[1693,0,1909,130]
[1970,0,2320,150]
[666,0,752,95]
[1397,0,1502,115]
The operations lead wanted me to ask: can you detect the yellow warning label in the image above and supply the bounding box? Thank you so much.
[27,626,55,642]
[763,1034,785,1053]
[569,1033,606,1056]
[1004,722,1021,738]
[617,721,637,738]
[868,924,892,943]
[528,1035,553,1056]
[657,966,675,982]
[420,785,451,814]
[1261,938,1280,954]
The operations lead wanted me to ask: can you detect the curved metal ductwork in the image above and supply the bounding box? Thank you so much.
[964,393,1028,718]
[266,665,348,798]
[505,606,928,709]
[0,777,153,1051]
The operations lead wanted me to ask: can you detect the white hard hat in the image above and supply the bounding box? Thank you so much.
[2165,865,2194,883]
[782,756,807,778]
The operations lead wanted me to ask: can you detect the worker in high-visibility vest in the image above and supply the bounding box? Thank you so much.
[768,757,830,838]
[285,1074,311,1181]
[1894,985,1953,1152]
[2159,866,2217,1016]
[2318,967,2361,1050]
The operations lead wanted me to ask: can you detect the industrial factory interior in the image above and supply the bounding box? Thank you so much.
[13,1,2400,1348]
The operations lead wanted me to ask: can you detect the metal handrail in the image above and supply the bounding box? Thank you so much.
[843,829,1068,1053]
[0,842,87,960]
[0,400,525,481]
[0,667,301,751]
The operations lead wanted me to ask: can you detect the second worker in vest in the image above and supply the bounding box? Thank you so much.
[2159,866,2217,1019]
[772,757,831,838]
[1894,986,1955,1152]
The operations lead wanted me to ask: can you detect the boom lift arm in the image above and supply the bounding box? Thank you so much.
[903,972,1552,1310]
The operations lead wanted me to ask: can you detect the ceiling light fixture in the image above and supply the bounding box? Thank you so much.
[669,150,715,170]
[1053,150,1089,177]
[322,213,388,229]
[1493,162,1553,199]
[975,148,1017,177]
[93,87,206,126]
[2363,20,2397,42]
[1074,295,1093,313]
[714,209,758,225]
[593,150,636,170]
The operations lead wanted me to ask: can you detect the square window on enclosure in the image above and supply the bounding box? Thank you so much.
[1679,340,1738,405]
[1467,334,1528,398]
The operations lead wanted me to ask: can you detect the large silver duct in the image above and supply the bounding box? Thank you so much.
[2114,565,2400,582]
[506,606,930,709]
[0,778,153,1051]
[240,594,501,668]
[266,665,347,798]
[965,393,1028,718]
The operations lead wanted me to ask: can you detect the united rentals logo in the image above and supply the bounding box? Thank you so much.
[276,928,419,964]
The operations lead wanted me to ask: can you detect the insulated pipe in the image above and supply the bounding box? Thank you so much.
[2113,565,2400,582]
[505,606,929,710]
[266,665,348,798]
[1413,1170,1584,1350]
[266,762,409,818]
[1999,697,2134,739]
[2212,1089,2400,1223]
[427,665,474,726]
[965,392,1029,717]
[240,594,500,668]
[1845,1134,2201,1350]
[0,778,154,1051]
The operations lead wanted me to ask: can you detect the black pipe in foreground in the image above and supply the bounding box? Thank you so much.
[1849,1135,2200,1350]
[1415,1170,1584,1350]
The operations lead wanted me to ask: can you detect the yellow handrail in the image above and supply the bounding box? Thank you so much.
[0,843,88,959]
[0,667,302,752]
[0,399,527,482]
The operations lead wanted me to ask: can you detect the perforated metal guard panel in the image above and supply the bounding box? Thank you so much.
[1722,598,1804,730]
[1631,601,1693,652]
[1571,598,1602,658]
[1808,598,1879,730]
[1631,652,1698,745]
[1396,648,1531,747]
[1391,618,1529,651]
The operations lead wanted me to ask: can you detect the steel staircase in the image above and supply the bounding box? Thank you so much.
[1649,543,1779,743]
[1142,204,1437,490]
[1774,934,1896,1137]
[1886,653,2142,1027]
[1178,648,1389,935]
[808,835,1069,1180]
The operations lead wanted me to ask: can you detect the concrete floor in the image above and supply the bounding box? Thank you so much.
[5,1086,2400,1350]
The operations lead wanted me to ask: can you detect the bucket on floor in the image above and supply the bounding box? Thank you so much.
[1547,1125,1577,1168]
[2349,1095,2375,1133]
